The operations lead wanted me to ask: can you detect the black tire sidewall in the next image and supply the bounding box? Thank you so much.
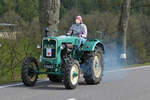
[21,57,39,86]
[64,59,80,89]
[84,47,104,84]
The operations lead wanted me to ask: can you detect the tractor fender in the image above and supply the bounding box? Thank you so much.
[82,39,105,53]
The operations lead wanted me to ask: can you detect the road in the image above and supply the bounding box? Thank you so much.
[0,65,150,100]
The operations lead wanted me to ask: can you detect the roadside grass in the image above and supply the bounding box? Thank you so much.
[0,75,47,85]
[0,63,47,85]
[0,38,42,85]
[126,62,150,68]
[0,69,47,85]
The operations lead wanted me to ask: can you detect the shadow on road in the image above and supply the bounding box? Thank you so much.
[11,79,93,91]
[11,81,66,90]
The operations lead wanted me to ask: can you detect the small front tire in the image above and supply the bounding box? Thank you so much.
[21,57,39,87]
[64,59,80,89]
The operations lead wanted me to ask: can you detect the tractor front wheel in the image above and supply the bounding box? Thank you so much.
[21,57,39,87]
[64,59,80,89]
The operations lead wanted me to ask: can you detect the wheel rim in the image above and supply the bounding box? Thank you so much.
[70,64,79,85]
[28,62,37,81]
[93,55,102,78]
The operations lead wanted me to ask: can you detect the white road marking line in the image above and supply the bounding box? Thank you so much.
[0,83,23,89]
[104,65,150,73]
[0,65,150,89]
[67,98,76,100]
[0,79,48,89]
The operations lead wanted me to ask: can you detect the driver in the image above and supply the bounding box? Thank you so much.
[67,16,87,49]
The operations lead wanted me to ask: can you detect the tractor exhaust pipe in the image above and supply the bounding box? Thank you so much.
[45,28,49,37]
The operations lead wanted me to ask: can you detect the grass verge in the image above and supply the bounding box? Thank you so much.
[126,62,150,68]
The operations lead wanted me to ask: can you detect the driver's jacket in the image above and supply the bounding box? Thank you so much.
[68,23,87,38]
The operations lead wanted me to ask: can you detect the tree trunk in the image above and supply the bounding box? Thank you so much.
[39,0,60,36]
[117,0,131,64]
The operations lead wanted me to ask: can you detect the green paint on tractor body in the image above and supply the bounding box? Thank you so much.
[38,35,104,75]
[41,36,79,65]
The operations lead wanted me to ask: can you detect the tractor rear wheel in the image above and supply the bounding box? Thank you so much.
[83,46,104,84]
[21,57,39,87]
[64,59,80,89]
[48,74,62,83]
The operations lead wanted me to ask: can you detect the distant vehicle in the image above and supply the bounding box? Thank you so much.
[21,29,105,89]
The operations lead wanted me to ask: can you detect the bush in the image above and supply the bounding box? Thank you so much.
[0,11,41,84]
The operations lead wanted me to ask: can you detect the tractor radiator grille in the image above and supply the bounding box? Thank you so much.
[43,39,56,58]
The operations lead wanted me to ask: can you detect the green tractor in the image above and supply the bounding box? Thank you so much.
[21,29,105,89]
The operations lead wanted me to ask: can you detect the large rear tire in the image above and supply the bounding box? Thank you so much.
[83,46,104,84]
[21,57,39,87]
[64,59,80,89]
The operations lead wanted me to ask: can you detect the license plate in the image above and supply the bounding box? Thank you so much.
[46,48,52,57]
[44,65,54,69]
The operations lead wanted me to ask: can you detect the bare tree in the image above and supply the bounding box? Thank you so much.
[117,0,131,64]
[39,0,60,36]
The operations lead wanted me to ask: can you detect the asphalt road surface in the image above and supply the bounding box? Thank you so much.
[1,65,150,100]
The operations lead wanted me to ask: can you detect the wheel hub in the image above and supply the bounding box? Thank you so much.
[28,63,37,81]
[70,64,79,85]
[93,56,101,78]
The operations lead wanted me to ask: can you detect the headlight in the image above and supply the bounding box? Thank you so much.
[37,44,42,49]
